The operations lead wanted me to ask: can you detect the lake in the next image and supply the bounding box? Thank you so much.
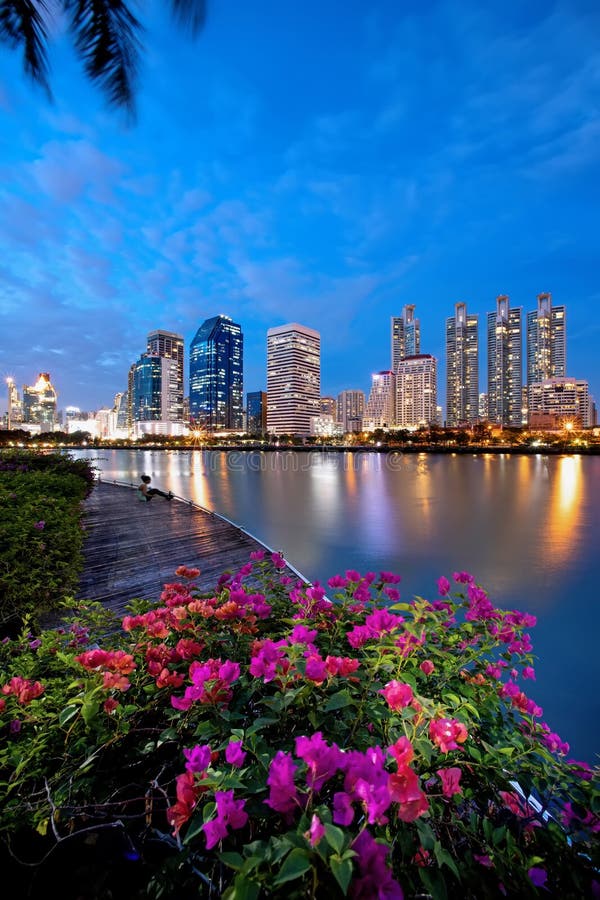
[71,447,600,764]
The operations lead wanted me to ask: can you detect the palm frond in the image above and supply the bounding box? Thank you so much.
[169,0,206,35]
[0,0,51,96]
[64,0,141,115]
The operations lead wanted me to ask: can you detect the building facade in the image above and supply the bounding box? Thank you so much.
[189,315,243,431]
[526,293,566,399]
[363,371,396,431]
[446,302,479,426]
[246,390,267,435]
[337,389,365,433]
[487,295,523,426]
[147,330,184,423]
[319,396,337,418]
[391,305,420,372]
[395,354,437,428]
[266,323,320,435]
[22,373,58,430]
[528,377,591,429]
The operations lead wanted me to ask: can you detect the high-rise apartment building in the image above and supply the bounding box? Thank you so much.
[5,377,22,428]
[319,396,337,418]
[391,305,420,372]
[189,315,243,431]
[147,329,184,423]
[526,293,566,399]
[266,323,320,435]
[487,295,522,426]
[446,302,479,426]
[246,391,267,435]
[363,371,396,430]
[22,373,57,429]
[337,390,365,433]
[395,355,437,428]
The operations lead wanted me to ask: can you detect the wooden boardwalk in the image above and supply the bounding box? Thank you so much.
[74,480,304,619]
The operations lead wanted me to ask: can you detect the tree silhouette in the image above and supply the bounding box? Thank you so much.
[0,0,206,116]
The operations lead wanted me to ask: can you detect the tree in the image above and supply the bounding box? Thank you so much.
[0,0,206,116]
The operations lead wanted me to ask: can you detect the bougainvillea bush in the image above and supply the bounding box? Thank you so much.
[0,555,598,899]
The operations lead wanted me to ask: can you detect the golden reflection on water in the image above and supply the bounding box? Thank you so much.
[548,456,582,567]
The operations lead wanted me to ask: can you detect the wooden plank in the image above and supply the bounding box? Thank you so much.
[71,481,302,619]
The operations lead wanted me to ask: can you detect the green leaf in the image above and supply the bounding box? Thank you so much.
[324,689,353,711]
[222,874,261,900]
[419,866,448,900]
[58,704,79,726]
[324,823,345,854]
[330,855,353,894]
[434,842,460,880]
[416,820,436,850]
[219,851,245,871]
[272,848,312,886]
[81,697,100,726]
[183,811,207,845]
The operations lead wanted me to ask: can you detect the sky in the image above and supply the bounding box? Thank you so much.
[1,0,600,415]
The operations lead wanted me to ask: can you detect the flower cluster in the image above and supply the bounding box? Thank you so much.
[0,556,598,898]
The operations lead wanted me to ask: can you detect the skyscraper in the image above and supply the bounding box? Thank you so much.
[395,355,437,428]
[526,293,566,397]
[487,295,522,426]
[147,329,184,423]
[189,315,243,431]
[246,390,267,435]
[337,390,365,433]
[266,323,320,435]
[22,373,57,429]
[363,371,396,430]
[446,303,479,426]
[391,305,420,372]
[132,353,175,423]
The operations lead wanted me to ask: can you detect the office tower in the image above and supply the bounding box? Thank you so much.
[246,391,267,435]
[337,389,365,433]
[363,371,396,430]
[5,377,22,429]
[22,373,57,428]
[528,378,591,428]
[526,293,566,397]
[320,396,337,418]
[395,355,437,428]
[132,353,175,422]
[391,305,420,372]
[189,315,244,431]
[266,323,320,435]
[147,329,184,422]
[487,295,523,426]
[446,302,479,426]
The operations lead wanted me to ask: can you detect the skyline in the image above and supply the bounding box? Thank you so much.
[2,1,600,412]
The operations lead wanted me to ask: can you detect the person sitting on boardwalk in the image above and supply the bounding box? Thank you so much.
[137,475,173,502]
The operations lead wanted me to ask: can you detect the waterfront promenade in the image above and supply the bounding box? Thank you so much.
[75,480,303,619]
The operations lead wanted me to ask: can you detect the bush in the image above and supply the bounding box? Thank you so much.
[0,450,95,631]
[0,557,598,899]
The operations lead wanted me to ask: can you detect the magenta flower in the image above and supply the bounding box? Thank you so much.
[522,666,536,680]
[429,717,468,753]
[271,552,286,569]
[528,867,547,889]
[295,732,342,792]
[453,571,474,584]
[328,574,349,589]
[289,624,318,645]
[225,740,246,767]
[379,680,413,712]
[249,549,265,560]
[33,520,45,530]
[437,767,462,798]
[350,830,404,900]
[346,569,362,582]
[379,571,401,584]
[203,790,247,849]
[265,751,301,818]
[388,736,414,768]
[437,576,451,596]
[183,744,212,773]
[420,659,434,675]
[333,790,355,825]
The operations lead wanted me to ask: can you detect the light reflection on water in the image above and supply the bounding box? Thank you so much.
[74,448,599,763]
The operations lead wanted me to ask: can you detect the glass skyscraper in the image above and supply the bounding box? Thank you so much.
[487,295,522,426]
[246,390,267,435]
[391,305,420,372]
[446,302,479,427]
[189,315,243,430]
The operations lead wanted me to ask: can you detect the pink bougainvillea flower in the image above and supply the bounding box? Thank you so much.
[249,549,265,560]
[474,854,493,868]
[306,814,325,847]
[271,552,286,569]
[350,829,404,899]
[33,520,45,530]
[295,732,342,792]
[388,737,414,768]
[429,718,468,753]
[453,571,474,584]
[437,576,451,596]
[379,680,414,711]
[183,744,212,773]
[1,677,44,705]
[420,660,435,675]
[522,666,536,680]
[264,751,301,818]
[225,740,247,767]
[437,767,462,798]
[174,566,200,579]
[166,771,201,836]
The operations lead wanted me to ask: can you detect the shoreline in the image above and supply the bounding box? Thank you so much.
[58,443,600,456]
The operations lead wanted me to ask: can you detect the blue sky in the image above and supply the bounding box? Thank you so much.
[1,0,599,415]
